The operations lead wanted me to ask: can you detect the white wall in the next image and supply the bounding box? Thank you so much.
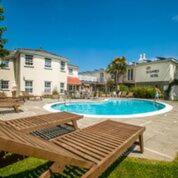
[19,53,67,95]
[175,66,178,80]
[67,66,79,77]
[170,85,178,100]
[135,61,176,83]
[0,59,16,96]
[79,74,97,82]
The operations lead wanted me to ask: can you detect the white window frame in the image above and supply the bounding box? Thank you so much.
[44,81,51,93]
[45,58,52,68]
[69,68,73,75]
[25,55,33,66]
[0,80,9,90]
[25,80,33,93]
[60,61,65,72]
[60,82,65,93]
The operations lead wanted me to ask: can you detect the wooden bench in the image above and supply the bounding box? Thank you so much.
[0,112,145,177]
[0,102,22,112]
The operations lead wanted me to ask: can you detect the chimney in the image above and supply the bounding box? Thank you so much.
[139,53,147,63]
[139,54,143,62]
[142,53,146,60]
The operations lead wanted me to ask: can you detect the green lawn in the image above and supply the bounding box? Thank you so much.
[0,156,178,178]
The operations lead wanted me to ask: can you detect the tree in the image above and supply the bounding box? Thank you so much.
[106,57,127,87]
[0,5,9,68]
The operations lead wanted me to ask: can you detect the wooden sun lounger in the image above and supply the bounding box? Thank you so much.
[0,102,22,112]
[126,92,134,98]
[0,112,145,178]
[121,91,127,97]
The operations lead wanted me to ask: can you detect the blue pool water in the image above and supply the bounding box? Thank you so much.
[51,99,166,116]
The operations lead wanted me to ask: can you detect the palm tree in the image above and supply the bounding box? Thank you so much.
[106,56,127,87]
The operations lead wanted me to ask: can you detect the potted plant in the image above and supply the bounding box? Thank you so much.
[52,88,59,99]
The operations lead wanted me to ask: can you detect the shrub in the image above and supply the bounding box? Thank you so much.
[131,86,156,98]
[52,88,59,95]
[119,84,129,92]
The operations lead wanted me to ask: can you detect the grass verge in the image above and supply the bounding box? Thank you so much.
[0,156,178,178]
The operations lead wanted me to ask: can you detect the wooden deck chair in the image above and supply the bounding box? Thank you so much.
[126,92,134,98]
[0,114,145,178]
[121,91,127,97]
[0,102,22,112]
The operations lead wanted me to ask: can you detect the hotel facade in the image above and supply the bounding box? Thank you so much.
[79,54,178,100]
[0,49,80,96]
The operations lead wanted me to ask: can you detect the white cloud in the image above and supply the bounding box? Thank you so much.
[172,15,178,22]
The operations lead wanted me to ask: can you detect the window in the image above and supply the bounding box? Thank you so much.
[100,72,104,82]
[44,81,51,93]
[128,69,131,80]
[25,80,33,93]
[45,58,52,68]
[69,68,73,75]
[60,61,65,71]
[0,60,9,68]
[128,69,133,81]
[0,80,9,90]
[25,55,33,66]
[68,85,73,91]
[60,82,65,93]
[130,69,133,80]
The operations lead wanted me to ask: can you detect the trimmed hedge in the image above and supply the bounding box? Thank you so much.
[131,86,156,99]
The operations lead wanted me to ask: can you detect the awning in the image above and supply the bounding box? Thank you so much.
[67,77,81,85]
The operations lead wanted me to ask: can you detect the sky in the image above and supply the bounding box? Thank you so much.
[2,0,178,71]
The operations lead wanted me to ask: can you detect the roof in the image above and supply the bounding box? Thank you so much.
[10,48,69,62]
[67,77,81,85]
[68,63,79,68]
[128,57,178,67]
[79,68,105,75]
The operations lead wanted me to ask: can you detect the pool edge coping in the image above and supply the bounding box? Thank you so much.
[43,98,173,119]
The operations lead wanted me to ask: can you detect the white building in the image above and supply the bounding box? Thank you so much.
[79,69,110,84]
[0,49,80,96]
[67,64,81,93]
[125,55,178,100]
[79,54,178,100]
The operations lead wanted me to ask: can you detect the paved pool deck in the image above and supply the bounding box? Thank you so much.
[0,98,178,161]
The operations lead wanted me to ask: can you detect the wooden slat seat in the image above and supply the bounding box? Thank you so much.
[0,102,22,112]
[4,112,82,132]
[0,112,145,178]
[0,123,93,169]
[50,120,145,178]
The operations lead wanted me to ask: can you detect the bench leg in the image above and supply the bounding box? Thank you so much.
[39,170,51,178]
[72,120,79,130]
[40,162,66,178]
[139,134,144,153]
[13,106,19,113]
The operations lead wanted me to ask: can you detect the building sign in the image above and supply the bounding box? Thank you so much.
[146,66,159,78]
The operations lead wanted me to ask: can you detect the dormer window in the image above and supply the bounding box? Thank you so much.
[61,61,65,72]
[25,55,33,66]
[45,58,52,68]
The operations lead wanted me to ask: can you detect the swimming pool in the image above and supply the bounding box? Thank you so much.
[44,99,173,118]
